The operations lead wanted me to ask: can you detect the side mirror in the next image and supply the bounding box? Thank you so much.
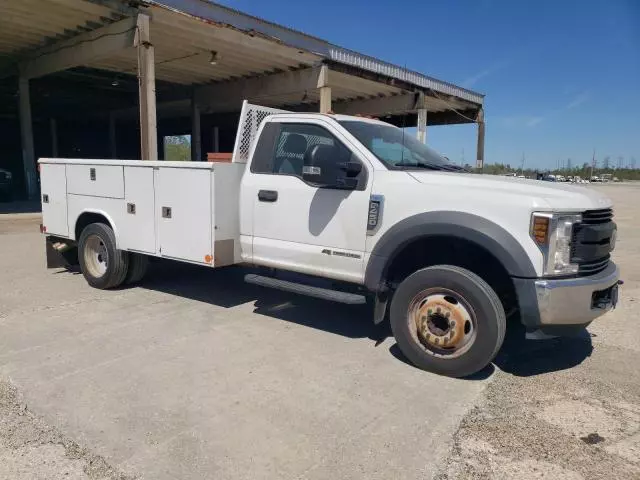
[302,144,361,189]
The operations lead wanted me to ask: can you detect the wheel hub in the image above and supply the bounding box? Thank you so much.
[413,294,472,351]
[84,234,108,277]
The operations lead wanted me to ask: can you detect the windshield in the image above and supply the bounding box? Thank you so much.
[339,120,453,170]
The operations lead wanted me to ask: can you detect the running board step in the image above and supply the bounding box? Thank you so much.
[244,274,367,305]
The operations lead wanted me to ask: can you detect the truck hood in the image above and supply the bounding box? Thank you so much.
[407,172,612,211]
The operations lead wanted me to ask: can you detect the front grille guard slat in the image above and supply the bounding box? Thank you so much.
[573,209,613,276]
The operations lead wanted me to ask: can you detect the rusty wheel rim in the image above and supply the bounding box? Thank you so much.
[407,288,477,359]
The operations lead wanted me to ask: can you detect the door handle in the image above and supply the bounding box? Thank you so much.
[258,190,278,202]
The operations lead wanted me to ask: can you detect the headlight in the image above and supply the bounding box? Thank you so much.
[530,212,581,276]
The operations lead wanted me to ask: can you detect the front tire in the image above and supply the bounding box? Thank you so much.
[78,223,129,289]
[390,265,505,378]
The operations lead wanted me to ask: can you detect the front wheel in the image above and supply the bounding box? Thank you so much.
[390,265,505,378]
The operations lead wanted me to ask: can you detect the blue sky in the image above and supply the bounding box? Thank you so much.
[218,0,639,170]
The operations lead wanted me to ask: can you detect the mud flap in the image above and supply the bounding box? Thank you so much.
[45,236,78,269]
[373,290,389,324]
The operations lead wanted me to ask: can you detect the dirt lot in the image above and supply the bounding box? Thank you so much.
[0,184,638,479]
[439,184,640,479]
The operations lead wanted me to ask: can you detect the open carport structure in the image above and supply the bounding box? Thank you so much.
[0,0,485,199]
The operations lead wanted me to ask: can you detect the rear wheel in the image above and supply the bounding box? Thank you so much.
[125,253,149,284]
[390,265,505,378]
[78,223,129,289]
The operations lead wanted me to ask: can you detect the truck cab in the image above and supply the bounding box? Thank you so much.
[39,102,620,378]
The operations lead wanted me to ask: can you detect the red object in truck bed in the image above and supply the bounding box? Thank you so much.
[207,153,232,162]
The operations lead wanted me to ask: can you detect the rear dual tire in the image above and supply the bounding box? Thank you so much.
[390,265,506,378]
[78,223,148,289]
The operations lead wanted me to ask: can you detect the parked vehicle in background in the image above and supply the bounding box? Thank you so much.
[591,176,601,182]
[0,168,13,201]
[38,102,621,378]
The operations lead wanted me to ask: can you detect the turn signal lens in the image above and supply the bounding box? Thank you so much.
[531,216,549,245]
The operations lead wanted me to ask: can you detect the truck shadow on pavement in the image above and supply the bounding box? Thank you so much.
[141,260,381,340]
[140,260,593,379]
[493,325,593,377]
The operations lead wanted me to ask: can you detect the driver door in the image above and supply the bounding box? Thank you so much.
[245,119,372,283]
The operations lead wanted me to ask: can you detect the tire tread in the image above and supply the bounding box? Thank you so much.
[390,264,506,378]
[78,223,129,290]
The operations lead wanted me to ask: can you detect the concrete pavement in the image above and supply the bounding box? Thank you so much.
[0,215,486,479]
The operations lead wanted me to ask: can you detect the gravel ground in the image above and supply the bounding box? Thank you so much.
[438,183,640,479]
[0,183,638,479]
[0,380,132,480]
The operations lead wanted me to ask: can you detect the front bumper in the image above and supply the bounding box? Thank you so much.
[514,262,620,329]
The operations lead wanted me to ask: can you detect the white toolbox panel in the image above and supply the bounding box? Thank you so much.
[40,163,69,237]
[156,167,212,264]
[120,166,156,254]
[67,164,124,198]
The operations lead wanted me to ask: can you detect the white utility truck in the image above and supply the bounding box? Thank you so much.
[39,102,620,377]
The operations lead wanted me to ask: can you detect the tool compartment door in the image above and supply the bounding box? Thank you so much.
[120,166,156,254]
[40,163,68,236]
[155,167,213,264]
[67,164,124,198]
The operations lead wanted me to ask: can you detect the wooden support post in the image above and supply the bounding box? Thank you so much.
[318,65,331,113]
[50,118,58,157]
[191,94,202,161]
[417,108,427,144]
[319,87,332,114]
[476,108,485,171]
[18,75,37,199]
[109,112,117,159]
[135,14,157,160]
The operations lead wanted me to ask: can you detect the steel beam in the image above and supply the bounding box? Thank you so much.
[191,93,202,161]
[18,75,37,199]
[332,92,422,116]
[476,108,485,170]
[195,66,327,113]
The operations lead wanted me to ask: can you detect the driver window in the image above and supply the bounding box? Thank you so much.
[271,124,351,177]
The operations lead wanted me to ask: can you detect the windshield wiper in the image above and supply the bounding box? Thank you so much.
[395,162,462,172]
[395,162,439,170]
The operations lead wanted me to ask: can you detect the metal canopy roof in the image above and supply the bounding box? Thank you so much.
[0,0,483,122]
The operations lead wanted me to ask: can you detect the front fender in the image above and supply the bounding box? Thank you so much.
[364,211,537,292]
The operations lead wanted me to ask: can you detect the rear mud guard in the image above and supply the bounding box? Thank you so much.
[45,236,78,269]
